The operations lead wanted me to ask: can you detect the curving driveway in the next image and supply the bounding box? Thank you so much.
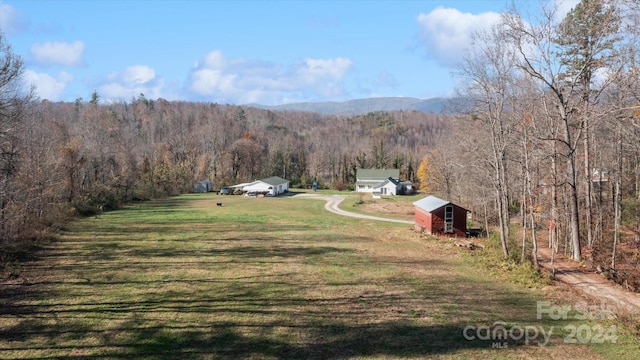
[294,193,414,225]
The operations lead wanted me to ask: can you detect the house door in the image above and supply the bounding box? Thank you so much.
[444,205,453,233]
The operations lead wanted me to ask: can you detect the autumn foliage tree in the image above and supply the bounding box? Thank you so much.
[416,151,449,198]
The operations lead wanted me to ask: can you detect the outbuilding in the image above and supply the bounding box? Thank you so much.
[241,176,290,196]
[193,180,213,193]
[413,195,468,237]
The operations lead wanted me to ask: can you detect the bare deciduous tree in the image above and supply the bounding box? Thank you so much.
[0,32,34,240]
[455,22,521,258]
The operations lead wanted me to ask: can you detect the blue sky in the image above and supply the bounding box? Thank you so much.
[0,0,578,105]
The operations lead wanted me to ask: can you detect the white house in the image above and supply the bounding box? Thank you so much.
[241,176,290,196]
[373,178,399,196]
[373,177,416,196]
[355,169,400,193]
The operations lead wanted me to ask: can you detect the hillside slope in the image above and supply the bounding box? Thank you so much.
[248,97,451,115]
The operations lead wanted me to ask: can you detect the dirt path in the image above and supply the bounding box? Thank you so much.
[296,193,640,315]
[537,245,640,314]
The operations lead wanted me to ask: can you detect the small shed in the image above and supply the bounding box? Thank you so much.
[398,180,415,195]
[193,180,213,193]
[413,195,468,237]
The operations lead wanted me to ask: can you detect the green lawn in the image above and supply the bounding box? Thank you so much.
[0,193,637,359]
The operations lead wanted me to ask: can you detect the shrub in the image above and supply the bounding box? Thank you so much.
[333,182,347,191]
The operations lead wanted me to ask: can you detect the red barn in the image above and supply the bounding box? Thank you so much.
[413,195,468,237]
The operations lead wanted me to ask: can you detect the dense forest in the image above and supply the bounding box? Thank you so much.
[2,86,448,238]
[2,0,640,289]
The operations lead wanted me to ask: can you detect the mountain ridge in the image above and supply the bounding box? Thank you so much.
[247,96,450,115]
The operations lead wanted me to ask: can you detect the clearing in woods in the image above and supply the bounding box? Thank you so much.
[0,192,638,359]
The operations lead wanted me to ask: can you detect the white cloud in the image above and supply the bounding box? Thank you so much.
[199,50,228,69]
[554,0,581,23]
[298,58,351,82]
[417,7,502,67]
[0,3,28,36]
[190,68,237,96]
[592,67,612,89]
[122,65,156,86]
[188,50,353,105]
[23,70,73,101]
[99,65,165,101]
[30,41,85,67]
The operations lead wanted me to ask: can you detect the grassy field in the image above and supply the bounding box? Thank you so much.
[1,192,638,359]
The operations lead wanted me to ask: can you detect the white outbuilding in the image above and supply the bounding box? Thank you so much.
[241,176,290,196]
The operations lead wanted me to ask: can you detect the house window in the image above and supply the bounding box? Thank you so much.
[444,205,453,233]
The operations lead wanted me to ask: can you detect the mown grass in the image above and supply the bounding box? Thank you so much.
[0,192,637,359]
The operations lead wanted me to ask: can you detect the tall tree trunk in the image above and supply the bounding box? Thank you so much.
[584,119,594,249]
[612,123,623,269]
[489,122,510,258]
[496,183,510,258]
[560,106,582,262]
[568,160,581,262]
[521,191,527,264]
[523,122,539,269]
[636,156,640,243]
[550,140,559,253]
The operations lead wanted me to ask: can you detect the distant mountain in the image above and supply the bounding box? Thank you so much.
[247,97,451,116]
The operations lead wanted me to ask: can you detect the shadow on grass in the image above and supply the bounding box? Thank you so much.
[0,270,547,359]
[118,321,487,359]
[0,195,553,359]
[0,322,486,359]
[0,303,498,359]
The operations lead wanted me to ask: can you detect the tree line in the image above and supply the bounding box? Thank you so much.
[2,0,640,290]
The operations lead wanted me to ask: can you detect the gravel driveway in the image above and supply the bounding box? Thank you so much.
[294,193,414,225]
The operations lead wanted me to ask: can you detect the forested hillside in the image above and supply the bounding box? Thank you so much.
[2,0,640,292]
[2,92,449,241]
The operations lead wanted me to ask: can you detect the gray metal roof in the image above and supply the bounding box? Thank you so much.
[230,182,257,189]
[260,176,289,186]
[413,195,450,212]
[373,177,399,189]
[356,169,400,180]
